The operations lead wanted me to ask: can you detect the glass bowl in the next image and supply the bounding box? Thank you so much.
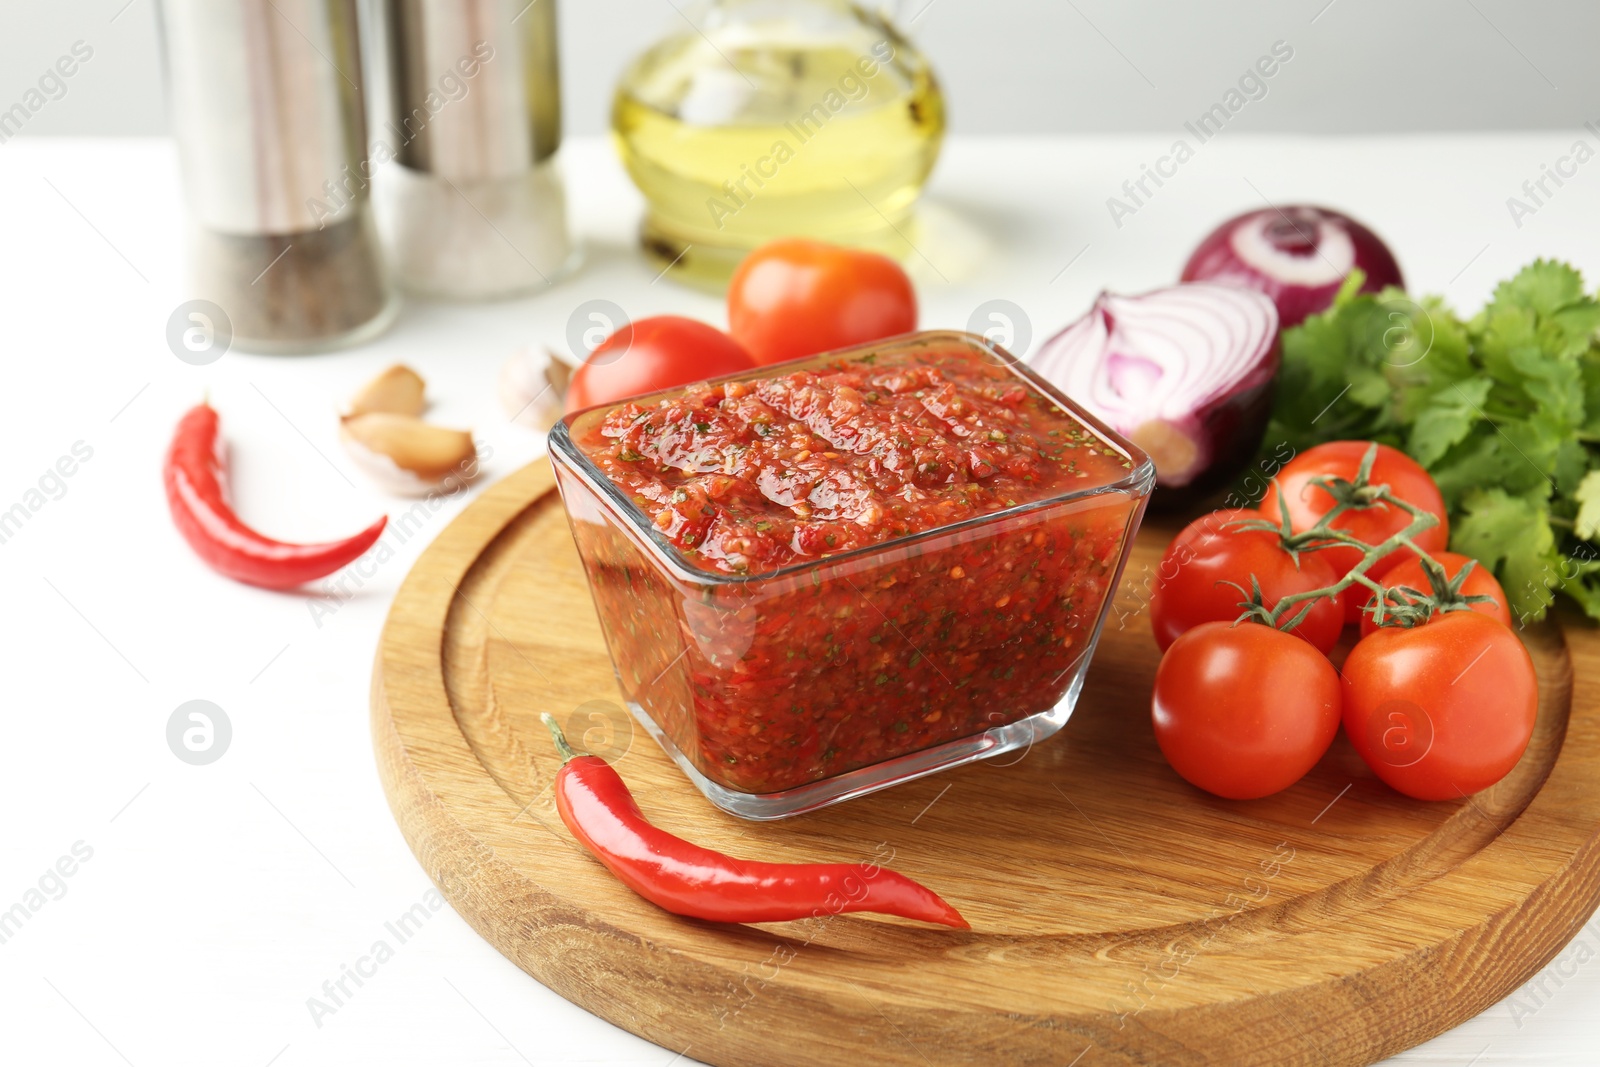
[548,330,1154,819]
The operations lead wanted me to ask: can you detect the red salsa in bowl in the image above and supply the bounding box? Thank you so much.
[549,331,1153,818]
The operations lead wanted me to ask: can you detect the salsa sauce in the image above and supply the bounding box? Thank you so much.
[579,342,1131,574]
[565,339,1143,796]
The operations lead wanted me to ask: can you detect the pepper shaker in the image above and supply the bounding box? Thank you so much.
[375,0,576,300]
[158,0,399,352]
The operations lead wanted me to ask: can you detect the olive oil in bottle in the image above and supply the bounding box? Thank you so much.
[612,0,945,288]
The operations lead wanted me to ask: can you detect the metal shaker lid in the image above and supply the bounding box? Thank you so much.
[382,0,562,180]
[159,0,370,235]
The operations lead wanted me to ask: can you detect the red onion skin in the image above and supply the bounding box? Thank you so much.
[1181,206,1404,328]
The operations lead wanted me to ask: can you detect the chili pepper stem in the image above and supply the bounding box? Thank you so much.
[541,713,579,763]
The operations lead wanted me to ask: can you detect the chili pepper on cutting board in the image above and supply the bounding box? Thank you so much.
[164,402,387,589]
[540,715,968,928]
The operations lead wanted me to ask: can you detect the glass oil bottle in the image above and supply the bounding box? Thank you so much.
[612,0,945,288]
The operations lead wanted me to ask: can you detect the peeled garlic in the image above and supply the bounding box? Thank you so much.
[347,364,426,418]
[498,347,570,431]
[340,412,478,496]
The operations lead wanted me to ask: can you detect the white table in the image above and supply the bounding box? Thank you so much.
[2,134,1596,1066]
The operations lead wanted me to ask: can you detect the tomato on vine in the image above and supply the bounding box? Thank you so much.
[1151,507,1343,653]
[1260,442,1448,621]
[1147,441,1540,805]
[1152,621,1342,800]
[1358,550,1512,637]
[1341,611,1537,800]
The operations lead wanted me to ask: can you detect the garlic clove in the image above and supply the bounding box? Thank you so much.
[340,412,478,496]
[347,364,427,418]
[498,347,571,431]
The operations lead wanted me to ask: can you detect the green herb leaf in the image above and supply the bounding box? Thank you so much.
[1488,259,1586,319]
[1574,470,1600,541]
[1405,376,1490,467]
[1453,488,1560,621]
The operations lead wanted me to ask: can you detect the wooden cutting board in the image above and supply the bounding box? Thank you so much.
[371,458,1600,1067]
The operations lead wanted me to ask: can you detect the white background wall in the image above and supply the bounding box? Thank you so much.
[2,0,1597,140]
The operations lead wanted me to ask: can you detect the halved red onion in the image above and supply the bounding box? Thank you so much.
[1181,205,1403,328]
[1032,283,1279,499]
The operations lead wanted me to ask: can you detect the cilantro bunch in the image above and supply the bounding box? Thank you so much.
[1264,260,1600,623]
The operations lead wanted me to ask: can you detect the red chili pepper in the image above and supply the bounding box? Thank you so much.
[164,402,387,590]
[539,715,968,928]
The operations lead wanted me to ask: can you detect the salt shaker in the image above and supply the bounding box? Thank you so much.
[158,0,399,353]
[375,0,576,300]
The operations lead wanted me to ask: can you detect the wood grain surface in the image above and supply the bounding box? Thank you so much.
[371,458,1600,1067]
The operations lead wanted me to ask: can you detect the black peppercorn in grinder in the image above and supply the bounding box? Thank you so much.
[158,0,399,352]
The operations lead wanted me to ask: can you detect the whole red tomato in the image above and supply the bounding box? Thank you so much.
[1152,621,1342,800]
[566,316,755,414]
[1358,550,1512,636]
[1151,507,1342,653]
[1259,442,1448,621]
[727,239,917,365]
[1342,611,1536,800]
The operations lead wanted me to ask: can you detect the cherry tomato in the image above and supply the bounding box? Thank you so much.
[566,316,755,414]
[1151,507,1342,653]
[1358,550,1512,637]
[1152,621,1342,800]
[727,238,917,365]
[1259,441,1448,622]
[1342,611,1536,800]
